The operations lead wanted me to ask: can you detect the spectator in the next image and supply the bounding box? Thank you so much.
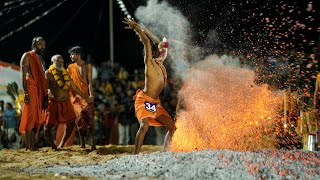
[117,66,128,80]
[0,100,5,130]
[118,91,131,145]
[3,102,17,138]
[100,61,114,81]
[101,102,113,145]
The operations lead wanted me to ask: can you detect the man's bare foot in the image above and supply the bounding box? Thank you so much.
[49,144,57,150]
[161,147,166,152]
[30,147,39,151]
[133,151,139,154]
[91,145,97,151]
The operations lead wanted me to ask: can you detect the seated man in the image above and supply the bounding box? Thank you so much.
[44,55,93,150]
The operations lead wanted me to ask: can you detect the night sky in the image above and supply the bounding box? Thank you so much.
[0,0,319,71]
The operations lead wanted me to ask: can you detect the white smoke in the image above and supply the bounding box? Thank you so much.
[134,0,238,79]
[135,0,192,78]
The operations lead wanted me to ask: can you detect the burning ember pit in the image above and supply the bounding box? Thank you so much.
[171,57,283,152]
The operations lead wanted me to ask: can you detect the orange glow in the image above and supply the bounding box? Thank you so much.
[171,58,282,152]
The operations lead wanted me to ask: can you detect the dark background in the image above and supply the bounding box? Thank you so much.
[0,0,319,70]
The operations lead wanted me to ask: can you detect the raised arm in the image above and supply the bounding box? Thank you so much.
[123,18,152,64]
[143,26,161,44]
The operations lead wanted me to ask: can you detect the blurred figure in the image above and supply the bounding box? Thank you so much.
[108,102,119,145]
[117,66,128,80]
[101,102,113,144]
[117,91,131,145]
[100,61,114,81]
[3,102,17,138]
[0,100,4,130]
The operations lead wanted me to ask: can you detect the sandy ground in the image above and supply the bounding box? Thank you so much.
[0,145,161,180]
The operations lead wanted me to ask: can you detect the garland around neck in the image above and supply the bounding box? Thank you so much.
[49,65,70,90]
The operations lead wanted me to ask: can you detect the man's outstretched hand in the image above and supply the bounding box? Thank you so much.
[122,17,138,29]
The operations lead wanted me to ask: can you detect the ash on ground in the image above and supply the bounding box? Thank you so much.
[25,149,320,179]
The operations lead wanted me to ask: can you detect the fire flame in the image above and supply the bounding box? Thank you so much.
[171,56,282,152]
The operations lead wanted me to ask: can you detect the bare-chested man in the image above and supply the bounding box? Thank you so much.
[123,18,175,154]
[44,55,93,150]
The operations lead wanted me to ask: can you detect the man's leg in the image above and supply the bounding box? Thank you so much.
[133,118,149,154]
[125,124,130,145]
[20,134,26,149]
[89,127,96,150]
[156,115,175,151]
[78,129,86,148]
[25,130,31,150]
[118,123,125,145]
[44,125,57,150]
[155,127,166,145]
[58,121,75,148]
[130,123,139,144]
[30,127,38,151]
[34,130,40,149]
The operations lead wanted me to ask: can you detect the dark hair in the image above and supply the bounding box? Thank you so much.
[0,100,4,111]
[6,102,13,109]
[68,46,87,60]
[31,36,44,49]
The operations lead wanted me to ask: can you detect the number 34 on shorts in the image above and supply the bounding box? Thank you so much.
[144,101,157,112]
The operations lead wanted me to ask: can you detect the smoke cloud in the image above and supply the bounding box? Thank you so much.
[134,0,227,79]
[135,0,192,78]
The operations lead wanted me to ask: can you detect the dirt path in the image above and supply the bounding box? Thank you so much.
[0,145,161,179]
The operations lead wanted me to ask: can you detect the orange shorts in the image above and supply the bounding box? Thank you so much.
[134,90,171,126]
[45,98,76,127]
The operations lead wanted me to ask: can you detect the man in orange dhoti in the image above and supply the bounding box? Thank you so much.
[19,37,48,151]
[123,18,175,154]
[56,46,96,150]
[45,55,93,150]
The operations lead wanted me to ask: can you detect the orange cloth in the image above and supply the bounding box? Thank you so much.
[50,98,77,146]
[55,124,75,147]
[133,89,171,126]
[45,98,76,127]
[67,63,93,127]
[19,51,48,134]
[67,63,90,116]
[67,63,89,96]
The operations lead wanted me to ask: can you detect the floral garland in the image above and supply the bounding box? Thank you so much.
[155,37,169,61]
[49,65,70,90]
